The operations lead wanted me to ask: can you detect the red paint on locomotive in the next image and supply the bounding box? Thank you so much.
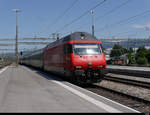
[21,32,107,84]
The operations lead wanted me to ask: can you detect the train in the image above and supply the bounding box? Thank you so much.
[20,32,106,84]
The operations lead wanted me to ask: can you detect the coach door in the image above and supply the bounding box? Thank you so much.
[64,44,72,73]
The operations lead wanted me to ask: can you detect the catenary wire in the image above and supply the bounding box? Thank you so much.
[37,0,79,36]
[55,0,107,34]
[95,9,150,33]
[61,0,132,37]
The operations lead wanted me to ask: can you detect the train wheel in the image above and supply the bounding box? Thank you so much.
[70,71,77,84]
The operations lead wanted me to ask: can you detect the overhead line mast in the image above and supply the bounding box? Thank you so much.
[12,9,21,67]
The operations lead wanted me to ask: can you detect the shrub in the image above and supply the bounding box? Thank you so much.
[146,50,150,64]
[136,57,148,65]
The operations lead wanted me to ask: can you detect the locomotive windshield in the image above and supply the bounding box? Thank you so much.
[73,43,102,55]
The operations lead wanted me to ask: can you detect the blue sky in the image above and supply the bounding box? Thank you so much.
[1,0,150,52]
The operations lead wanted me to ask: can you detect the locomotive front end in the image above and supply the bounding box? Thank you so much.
[72,42,106,83]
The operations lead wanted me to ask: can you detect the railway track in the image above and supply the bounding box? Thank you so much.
[82,71,150,103]
[104,73,150,89]
[79,73,150,112]
[81,84,150,113]
[80,72,150,105]
[81,83,150,113]
[107,68,150,79]
[94,84,150,104]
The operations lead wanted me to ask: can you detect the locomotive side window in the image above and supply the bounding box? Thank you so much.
[73,43,102,55]
[64,44,73,54]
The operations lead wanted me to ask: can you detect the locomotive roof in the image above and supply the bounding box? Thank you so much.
[62,32,98,41]
[46,32,99,48]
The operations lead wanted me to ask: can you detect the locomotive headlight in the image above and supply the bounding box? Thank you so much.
[88,62,92,66]
[75,66,82,69]
[98,65,104,68]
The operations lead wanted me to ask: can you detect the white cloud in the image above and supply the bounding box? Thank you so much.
[133,24,150,31]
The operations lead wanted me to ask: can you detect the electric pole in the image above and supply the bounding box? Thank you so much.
[91,10,95,37]
[12,9,21,67]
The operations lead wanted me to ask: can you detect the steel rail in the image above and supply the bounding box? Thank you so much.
[104,74,150,89]
[89,84,150,104]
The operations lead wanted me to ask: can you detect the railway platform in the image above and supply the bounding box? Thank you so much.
[0,66,139,113]
[107,65,150,77]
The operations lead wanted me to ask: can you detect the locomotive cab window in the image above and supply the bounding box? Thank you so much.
[73,43,102,55]
[99,44,104,52]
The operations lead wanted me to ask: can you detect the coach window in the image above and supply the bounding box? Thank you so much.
[64,44,67,54]
[64,44,72,54]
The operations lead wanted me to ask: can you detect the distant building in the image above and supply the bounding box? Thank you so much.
[107,55,129,65]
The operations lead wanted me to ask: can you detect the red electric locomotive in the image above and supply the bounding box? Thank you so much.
[43,32,106,84]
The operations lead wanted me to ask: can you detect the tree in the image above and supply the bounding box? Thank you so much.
[128,47,134,53]
[135,46,148,65]
[137,46,147,53]
[136,46,147,58]
[110,44,128,57]
[127,53,135,64]
[136,57,148,65]
[146,49,150,64]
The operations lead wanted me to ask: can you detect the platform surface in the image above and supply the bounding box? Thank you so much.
[0,66,139,113]
[107,65,150,72]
